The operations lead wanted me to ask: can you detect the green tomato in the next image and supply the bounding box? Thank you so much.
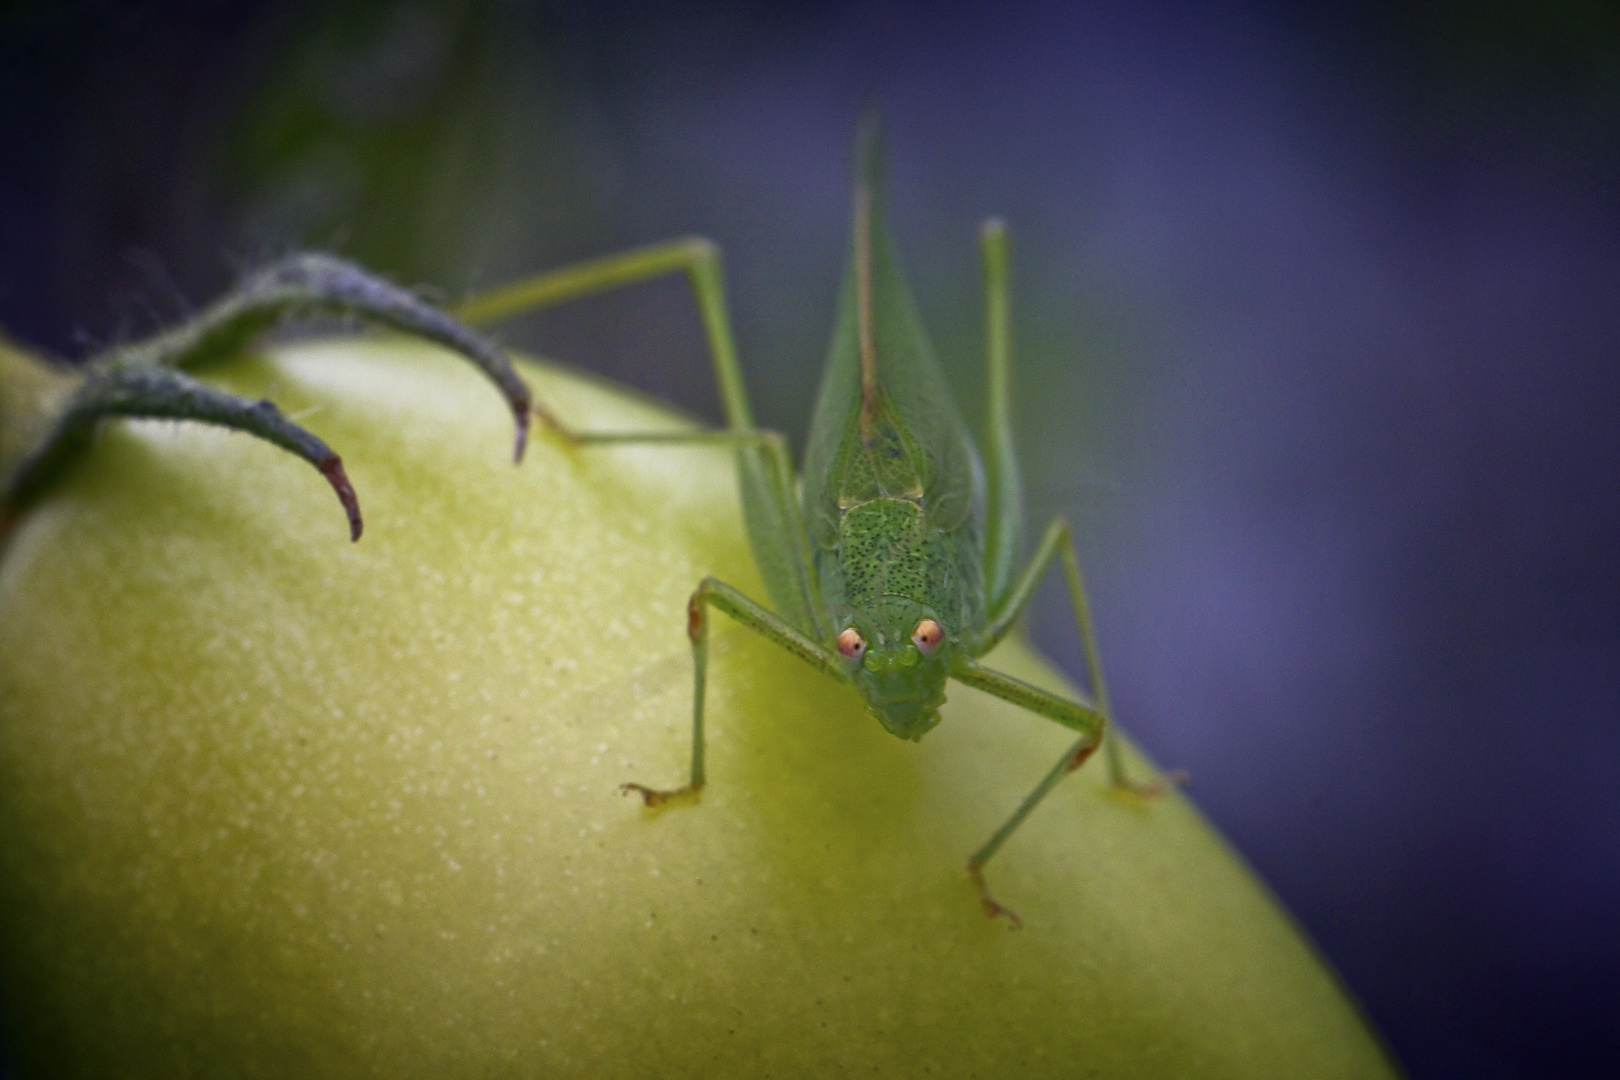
[0,339,1396,1078]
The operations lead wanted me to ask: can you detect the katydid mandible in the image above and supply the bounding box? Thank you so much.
[459,113,1166,927]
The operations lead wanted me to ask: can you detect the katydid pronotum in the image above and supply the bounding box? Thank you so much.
[457,113,1170,927]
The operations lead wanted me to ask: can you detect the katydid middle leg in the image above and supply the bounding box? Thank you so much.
[960,221,1174,925]
[974,218,1167,795]
[954,518,1168,927]
[977,516,1172,795]
[956,514,1177,928]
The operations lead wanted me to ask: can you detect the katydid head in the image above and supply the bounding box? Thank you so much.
[837,598,951,741]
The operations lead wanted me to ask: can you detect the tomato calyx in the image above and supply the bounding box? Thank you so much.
[0,253,529,544]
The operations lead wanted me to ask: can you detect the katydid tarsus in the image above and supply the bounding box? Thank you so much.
[458,113,1168,927]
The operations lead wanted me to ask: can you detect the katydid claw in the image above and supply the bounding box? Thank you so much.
[968,866,1023,929]
[1112,768,1189,800]
[620,783,657,806]
[619,781,701,808]
[619,782,672,808]
[529,402,579,449]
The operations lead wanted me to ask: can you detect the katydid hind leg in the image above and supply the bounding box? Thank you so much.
[457,238,755,431]
[620,577,850,808]
[979,219,1024,614]
[1053,522,1183,796]
[457,239,822,636]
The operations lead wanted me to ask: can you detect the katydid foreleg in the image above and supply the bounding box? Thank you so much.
[458,242,835,806]
[620,576,850,807]
[949,659,1106,926]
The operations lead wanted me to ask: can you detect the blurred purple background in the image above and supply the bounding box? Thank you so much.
[3,1,1617,1076]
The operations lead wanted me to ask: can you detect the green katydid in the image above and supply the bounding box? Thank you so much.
[458,112,1168,926]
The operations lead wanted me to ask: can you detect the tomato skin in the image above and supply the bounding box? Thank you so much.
[0,340,1394,1078]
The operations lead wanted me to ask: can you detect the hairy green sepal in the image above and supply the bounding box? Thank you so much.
[0,253,530,541]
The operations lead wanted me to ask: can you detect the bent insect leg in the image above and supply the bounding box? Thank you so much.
[950,659,1107,927]
[976,516,1173,795]
[620,577,849,807]
[455,237,756,432]
[456,238,824,636]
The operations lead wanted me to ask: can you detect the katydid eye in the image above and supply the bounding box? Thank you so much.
[837,627,867,660]
[912,618,943,653]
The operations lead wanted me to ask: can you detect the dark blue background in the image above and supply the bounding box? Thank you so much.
[3,2,1617,1076]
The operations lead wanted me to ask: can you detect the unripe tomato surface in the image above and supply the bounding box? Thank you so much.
[0,339,1396,1078]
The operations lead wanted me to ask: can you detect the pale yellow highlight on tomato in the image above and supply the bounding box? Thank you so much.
[0,339,1398,1078]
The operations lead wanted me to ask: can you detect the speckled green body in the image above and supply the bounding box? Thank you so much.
[822,498,984,634]
[765,123,991,742]
[816,494,982,739]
